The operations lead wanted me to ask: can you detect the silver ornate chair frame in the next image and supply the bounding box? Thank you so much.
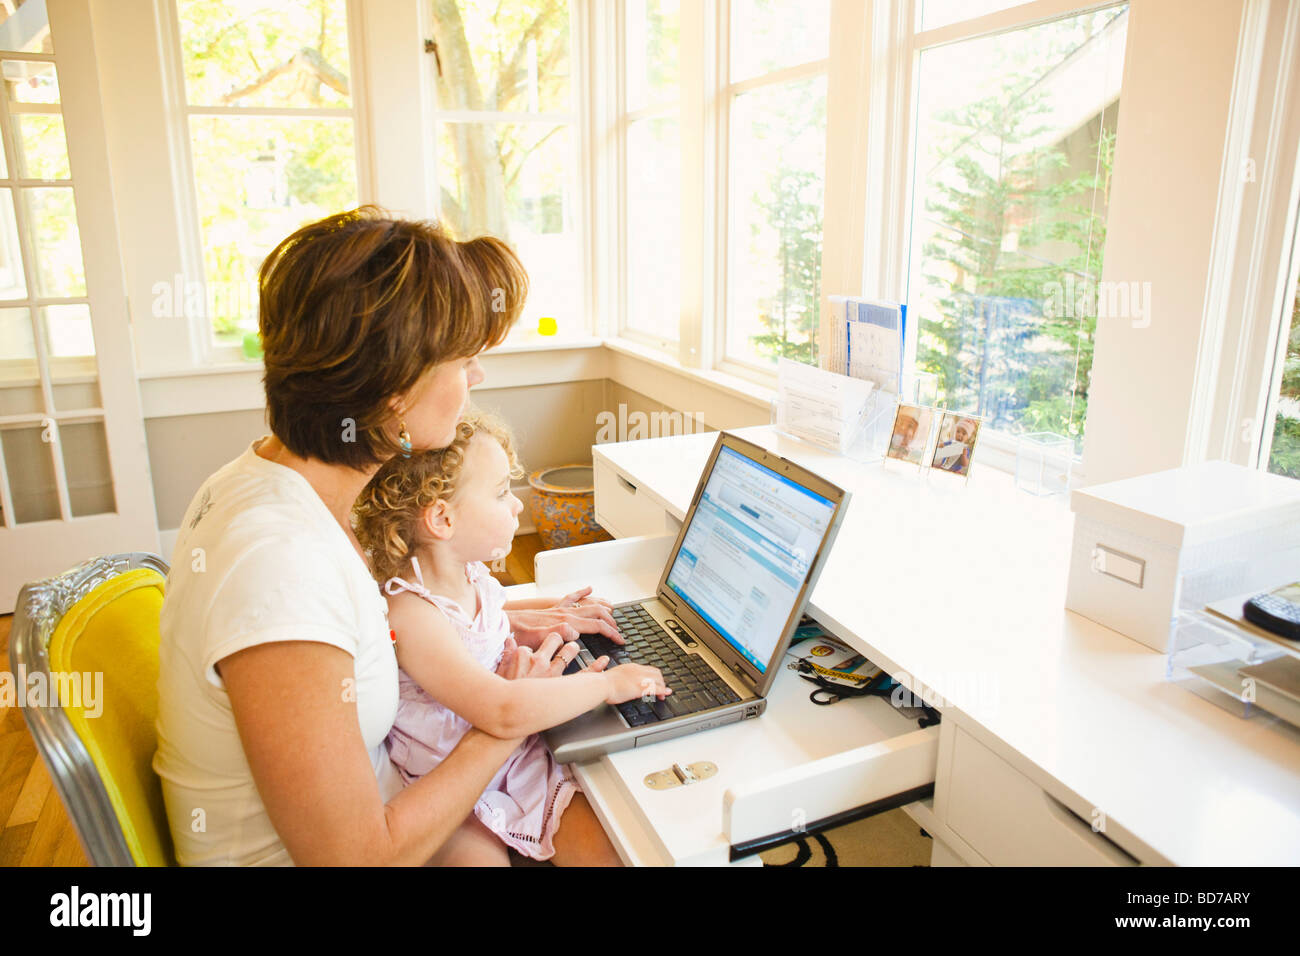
[9,552,170,866]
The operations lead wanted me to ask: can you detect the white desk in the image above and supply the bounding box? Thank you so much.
[508,426,1300,866]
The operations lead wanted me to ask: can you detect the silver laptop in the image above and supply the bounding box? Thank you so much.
[545,431,849,763]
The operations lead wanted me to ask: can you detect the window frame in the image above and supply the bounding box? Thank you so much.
[1187,0,1300,481]
[713,6,830,383]
[883,0,1130,476]
[423,0,592,344]
[157,0,374,367]
[616,0,683,355]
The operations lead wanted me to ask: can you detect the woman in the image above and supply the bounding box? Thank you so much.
[153,207,622,865]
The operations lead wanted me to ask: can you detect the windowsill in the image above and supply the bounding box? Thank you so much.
[131,330,1087,483]
[601,336,775,410]
[136,334,607,382]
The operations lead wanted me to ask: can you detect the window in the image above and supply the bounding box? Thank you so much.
[1264,269,1300,479]
[428,0,583,339]
[171,0,362,353]
[903,4,1127,453]
[722,0,829,372]
[622,0,681,349]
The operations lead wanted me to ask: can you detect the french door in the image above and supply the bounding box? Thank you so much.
[0,0,158,612]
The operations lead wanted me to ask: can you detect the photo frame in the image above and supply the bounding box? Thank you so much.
[886,403,934,469]
[930,412,982,479]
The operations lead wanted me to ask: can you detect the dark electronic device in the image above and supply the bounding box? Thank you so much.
[1243,582,1300,642]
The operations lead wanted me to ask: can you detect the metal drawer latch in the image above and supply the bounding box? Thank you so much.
[644,761,718,790]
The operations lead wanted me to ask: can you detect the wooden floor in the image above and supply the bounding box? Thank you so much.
[0,611,90,866]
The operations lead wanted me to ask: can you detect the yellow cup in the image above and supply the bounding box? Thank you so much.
[538,316,558,336]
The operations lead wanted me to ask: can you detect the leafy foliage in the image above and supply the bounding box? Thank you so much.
[1268,288,1300,478]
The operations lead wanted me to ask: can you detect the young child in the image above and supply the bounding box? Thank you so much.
[353,410,668,865]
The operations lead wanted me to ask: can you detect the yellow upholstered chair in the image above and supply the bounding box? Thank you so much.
[9,553,175,866]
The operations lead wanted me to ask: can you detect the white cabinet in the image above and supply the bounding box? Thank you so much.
[935,721,1140,866]
[593,455,677,539]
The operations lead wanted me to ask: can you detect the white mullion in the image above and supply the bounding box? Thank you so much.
[0,417,13,527]
[182,105,354,118]
[677,0,706,369]
[0,51,54,63]
[346,0,375,205]
[726,57,829,96]
[878,0,919,306]
[429,109,580,124]
[0,409,105,427]
[913,0,1125,51]
[0,67,71,520]
[624,101,678,124]
[7,103,62,115]
[614,0,629,340]
[1186,0,1300,472]
[575,0,597,338]
[819,0,872,367]
[706,0,726,372]
[156,0,208,365]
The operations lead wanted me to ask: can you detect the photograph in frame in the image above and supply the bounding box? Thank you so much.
[931,413,981,477]
[887,403,934,466]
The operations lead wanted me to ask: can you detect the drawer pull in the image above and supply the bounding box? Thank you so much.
[1041,792,1139,864]
[1090,543,1145,588]
[617,475,638,494]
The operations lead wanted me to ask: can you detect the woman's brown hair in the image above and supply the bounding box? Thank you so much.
[352,409,524,585]
[258,206,528,469]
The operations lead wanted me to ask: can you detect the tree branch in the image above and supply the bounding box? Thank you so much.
[219,47,349,105]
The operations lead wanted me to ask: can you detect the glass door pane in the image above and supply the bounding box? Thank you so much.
[1266,279,1300,478]
[0,41,108,525]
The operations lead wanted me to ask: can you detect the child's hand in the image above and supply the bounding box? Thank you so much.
[602,662,670,706]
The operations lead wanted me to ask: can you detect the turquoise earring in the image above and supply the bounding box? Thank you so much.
[399,421,412,459]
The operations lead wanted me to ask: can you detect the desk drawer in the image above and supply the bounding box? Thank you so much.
[945,726,1138,866]
[595,665,941,865]
[594,457,671,539]
[723,720,940,855]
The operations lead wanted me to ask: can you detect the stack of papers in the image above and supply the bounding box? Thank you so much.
[775,358,875,454]
[828,296,907,394]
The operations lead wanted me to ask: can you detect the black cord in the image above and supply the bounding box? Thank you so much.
[794,661,895,704]
[792,659,941,730]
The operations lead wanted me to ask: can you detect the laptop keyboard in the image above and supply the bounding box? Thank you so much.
[572,605,743,727]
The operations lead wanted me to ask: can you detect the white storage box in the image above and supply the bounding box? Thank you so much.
[1066,461,1300,652]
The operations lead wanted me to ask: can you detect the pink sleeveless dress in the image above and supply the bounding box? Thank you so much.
[382,557,578,861]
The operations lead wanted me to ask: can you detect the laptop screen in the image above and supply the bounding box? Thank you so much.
[664,444,838,673]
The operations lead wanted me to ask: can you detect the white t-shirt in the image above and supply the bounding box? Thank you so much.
[153,436,402,866]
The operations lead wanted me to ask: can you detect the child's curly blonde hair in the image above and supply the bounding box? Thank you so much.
[352,409,524,585]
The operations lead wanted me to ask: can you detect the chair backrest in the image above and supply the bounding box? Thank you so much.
[10,553,175,866]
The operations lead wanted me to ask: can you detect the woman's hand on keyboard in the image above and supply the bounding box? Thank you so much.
[495,633,590,680]
[602,662,670,706]
[506,605,623,647]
